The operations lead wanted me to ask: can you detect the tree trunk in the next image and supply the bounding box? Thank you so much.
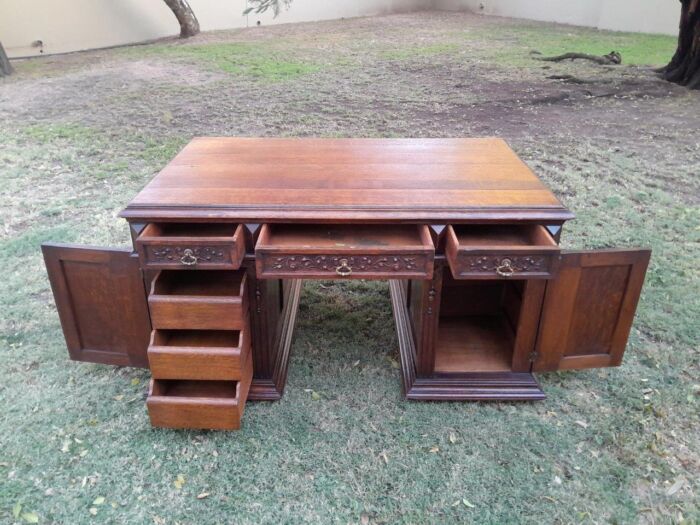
[0,42,13,77]
[663,0,700,89]
[163,0,200,38]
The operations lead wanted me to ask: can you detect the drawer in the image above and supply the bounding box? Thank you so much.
[148,270,247,330]
[146,356,253,430]
[148,328,251,381]
[136,223,245,270]
[255,224,434,279]
[446,224,560,280]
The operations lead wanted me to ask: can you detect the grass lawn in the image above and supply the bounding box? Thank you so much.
[1,11,698,525]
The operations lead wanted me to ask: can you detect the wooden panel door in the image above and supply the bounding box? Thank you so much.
[42,244,152,367]
[533,249,651,372]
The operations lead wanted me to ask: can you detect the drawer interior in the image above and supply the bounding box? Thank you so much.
[151,379,240,399]
[151,270,245,297]
[257,224,432,251]
[140,222,239,240]
[433,274,524,373]
[450,224,557,249]
[151,329,241,349]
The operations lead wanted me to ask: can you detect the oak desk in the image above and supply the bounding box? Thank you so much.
[42,138,650,430]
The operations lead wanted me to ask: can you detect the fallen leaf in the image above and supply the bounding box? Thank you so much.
[667,477,686,496]
[12,503,21,519]
[380,452,389,464]
[462,498,475,508]
[449,432,457,444]
[79,450,88,457]
[196,492,209,499]
[61,440,71,453]
[311,391,321,401]
[113,395,124,401]
[553,476,563,485]
[22,511,40,523]
[131,378,140,386]
[174,474,186,490]
[360,513,370,525]
[575,420,588,429]
[88,507,98,516]
[389,358,400,369]
[93,496,105,506]
[429,446,439,453]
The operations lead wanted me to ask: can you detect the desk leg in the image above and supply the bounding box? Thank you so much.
[247,270,302,401]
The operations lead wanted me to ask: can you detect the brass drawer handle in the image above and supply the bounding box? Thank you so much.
[496,258,514,277]
[180,249,198,266]
[335,258,352,277]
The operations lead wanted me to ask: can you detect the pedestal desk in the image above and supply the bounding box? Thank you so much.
[42,138,651,430]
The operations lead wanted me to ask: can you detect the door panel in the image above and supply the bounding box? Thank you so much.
[42,243,151,367]
[533,249,650,372]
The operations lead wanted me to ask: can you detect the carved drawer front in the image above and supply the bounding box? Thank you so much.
[136,223,245,270]
[148,270,248,330]
[148,326,251,381]
[255,224,435,279]
[446,224,560,280]
[146,356,252,430]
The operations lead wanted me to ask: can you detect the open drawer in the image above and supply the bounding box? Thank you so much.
[255,224,434,279]
[146,356,252,430]
[136,223,245,270]
[446,224,560,279]
[148,270,247,330]
[148,328,251,381]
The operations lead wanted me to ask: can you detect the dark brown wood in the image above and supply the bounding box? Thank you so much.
[663,0,700,89]
[249,279,302,400]
[148,270,247,330]
[445,224,560,280]
[147,354,253,430]
[408,266,443,376]
[120,138,574,223]
[533,249,651,371]
[136,223,245,270]
[255,224,435,279]
[148,327,251,380]
[42,244,151,367]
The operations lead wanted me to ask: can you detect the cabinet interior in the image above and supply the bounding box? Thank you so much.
[152,329,241,348]
[142,222,238,239]
[151,379,239,399]
[152,270,245,297]
[434,273,525,373]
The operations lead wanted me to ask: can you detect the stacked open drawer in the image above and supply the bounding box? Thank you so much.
[136,223,252,430]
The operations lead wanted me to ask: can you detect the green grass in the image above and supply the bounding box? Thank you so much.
[465,24,677,66]
[1,12,699,525]
[127,41,320,80]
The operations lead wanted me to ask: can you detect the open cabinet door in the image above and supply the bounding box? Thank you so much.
[42,243,151,368]
[533,249,650,372]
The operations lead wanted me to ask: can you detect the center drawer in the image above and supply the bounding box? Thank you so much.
[255,224,435,279]
[445,224,560,280]
[148,270,247,330]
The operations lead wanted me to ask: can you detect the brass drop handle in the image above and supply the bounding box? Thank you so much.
[180,249,198,266]
[496,258,514,277]
[335,258,352,277]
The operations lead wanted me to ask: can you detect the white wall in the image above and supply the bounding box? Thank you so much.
[0,0,425,58]
[0,0,679,58]
[437,0,679,35]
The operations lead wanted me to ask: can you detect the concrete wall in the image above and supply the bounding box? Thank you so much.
[436,0,679,35]
[0,0,679,58]
[0,0,425,58]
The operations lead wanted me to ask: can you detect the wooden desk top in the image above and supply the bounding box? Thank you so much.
[120,138,573,223]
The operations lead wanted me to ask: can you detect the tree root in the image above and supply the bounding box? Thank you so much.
[531,50,622,65]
